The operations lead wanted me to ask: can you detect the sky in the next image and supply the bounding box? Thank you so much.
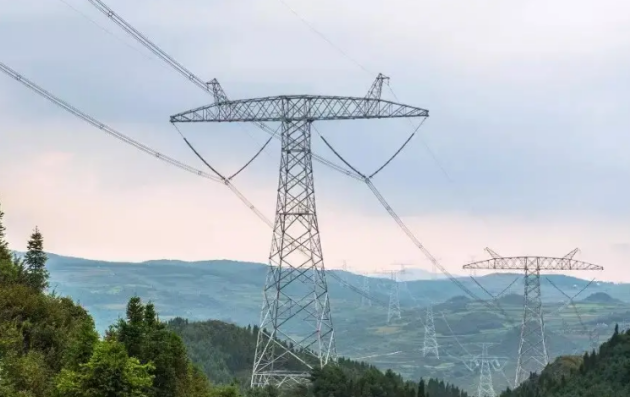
[1,0,630,281]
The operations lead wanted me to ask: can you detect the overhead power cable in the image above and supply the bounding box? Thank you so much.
[0,62,280,229]
[85,0,362,182]
[85,0,515,323]
[0,62,221,183]
[315,127,517,326]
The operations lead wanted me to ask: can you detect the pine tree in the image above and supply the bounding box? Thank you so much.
[24,226,49,291]
[0,202,11,262]
[418,379,426,397]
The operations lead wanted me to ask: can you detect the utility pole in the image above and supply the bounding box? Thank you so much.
[463,248,603,386]
[171,76,428,387]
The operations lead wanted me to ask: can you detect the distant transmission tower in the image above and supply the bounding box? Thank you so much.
[465,343,508,397]
[463,248,603,386]
[422,259,439,358]
[422,304,439,358]
[171,76,428,387]
[341,260,349,287]
[361,274,372,308]
[387,270,402,324]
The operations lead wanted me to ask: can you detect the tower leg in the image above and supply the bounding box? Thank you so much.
[514,261,548,385]
[251,119,336,388]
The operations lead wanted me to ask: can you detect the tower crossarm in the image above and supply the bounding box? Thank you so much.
[463,256,603,272]
[170,95,429,123]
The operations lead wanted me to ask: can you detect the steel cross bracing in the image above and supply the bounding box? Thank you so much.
[422,304,440,358]
[386,270,402,324]
[475,344,496,397]
[360,275,372,308]
[170,93,427,387]
[170,95,427,123]
[464,343,509,397]
[463,248,603,386]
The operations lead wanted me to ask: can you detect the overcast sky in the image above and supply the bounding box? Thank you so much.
[1,0,629,281]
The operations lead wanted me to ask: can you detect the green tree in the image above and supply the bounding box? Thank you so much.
[55,339,155,397]
[24,226,49,292]
[0,202,11,262]
[418,378,426,397]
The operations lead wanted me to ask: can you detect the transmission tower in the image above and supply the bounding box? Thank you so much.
[422,304,439,358]
[171,75,427,387]
[385,269,402,324]
[464,343,509,397]
[421,259,439,358]
[360,274,372,308]
[463,248,603,386]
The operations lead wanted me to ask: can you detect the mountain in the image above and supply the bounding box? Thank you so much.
[580,291,623,304]
[31,252,630,395]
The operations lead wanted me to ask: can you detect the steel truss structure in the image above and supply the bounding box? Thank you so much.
[464,248,603,386]
[171,80,428,388]
[464,343,509,397]
[423,304,440,358]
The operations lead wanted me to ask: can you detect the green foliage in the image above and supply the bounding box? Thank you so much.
[0,202,11,262]
[500,325,630,397]
[24,227,49,292]
[169,318,469,397]
[54,339,155,397]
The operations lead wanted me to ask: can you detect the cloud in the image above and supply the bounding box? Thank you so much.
[1,0,629,282]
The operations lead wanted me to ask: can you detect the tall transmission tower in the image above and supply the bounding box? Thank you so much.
[463,248,603,386]
[171,76,428,387]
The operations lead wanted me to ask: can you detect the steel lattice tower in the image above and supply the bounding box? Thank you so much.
[463,248,603,386]
[361,275,372,308]
[171,76,428,387]
[423,304,439,358]
[387,270,402,324]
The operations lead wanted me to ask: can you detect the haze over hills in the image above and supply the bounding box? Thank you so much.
[9,251,630,394]
[34,252,630,331]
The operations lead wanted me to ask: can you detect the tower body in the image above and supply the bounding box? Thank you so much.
[251,119,336,387]
[361,276,371,307]
[476,345,496,397]
[387,275,401,324]
[514,266,548,385]
[422,305,439,358]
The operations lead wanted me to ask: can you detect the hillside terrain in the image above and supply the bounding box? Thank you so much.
[500,325,630,396]
[0,203,470,397]
[36,253,630,395]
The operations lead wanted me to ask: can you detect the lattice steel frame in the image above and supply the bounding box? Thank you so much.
[171,95,428,388]
[423,305,439,358]
[464,254,602,386]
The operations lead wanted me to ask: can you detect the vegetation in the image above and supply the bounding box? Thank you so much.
[500,324,630,397]
[0,201,470,396]
[168,318,469,397]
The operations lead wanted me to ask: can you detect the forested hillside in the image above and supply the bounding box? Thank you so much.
[0,201,470,396]
[500,325,630,397]
[168,318,470,397]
